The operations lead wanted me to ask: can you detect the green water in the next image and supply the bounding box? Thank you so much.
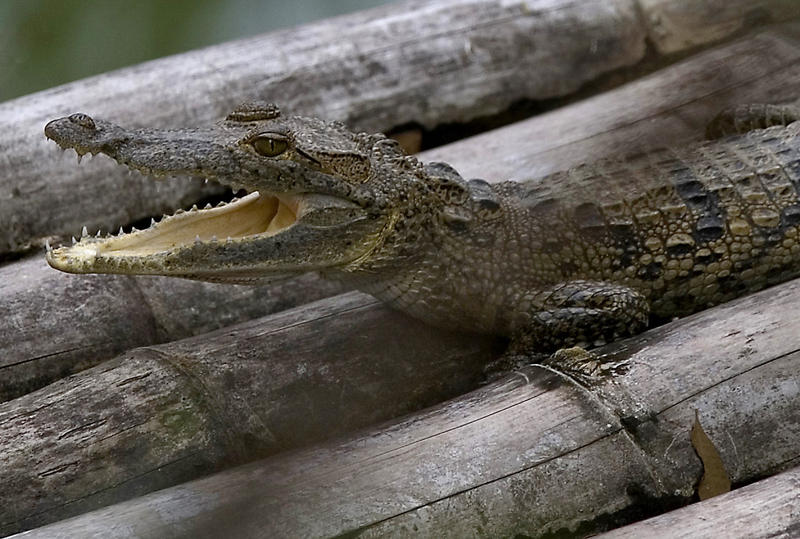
[0,0,392,103]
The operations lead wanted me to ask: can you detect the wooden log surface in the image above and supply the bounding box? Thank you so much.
[424,22,800,180]
[639,0,799,53]
[15,277,800,538]
[1,0,795,257]
[597,465,800,538]
[4,23,800,403]
[0,258,344,403]
[0,292,495,536]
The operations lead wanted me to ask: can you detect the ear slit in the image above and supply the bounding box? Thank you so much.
[296,147,322,166]
[298,148,372,183]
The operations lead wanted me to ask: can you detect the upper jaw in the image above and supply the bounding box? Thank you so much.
[44,113,249,190]
[44,113,365,199]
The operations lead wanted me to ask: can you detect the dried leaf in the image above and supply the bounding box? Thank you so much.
[691,409,731,500]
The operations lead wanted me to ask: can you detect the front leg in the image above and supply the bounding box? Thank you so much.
[518,280,649,349]
[485,280,649,380]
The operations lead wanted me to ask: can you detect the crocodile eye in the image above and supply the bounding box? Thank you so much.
[250,133,289,157]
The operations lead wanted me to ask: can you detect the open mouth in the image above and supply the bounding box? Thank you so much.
[43,110,381,279]
[60,189,303,258]
[42,112,308,259]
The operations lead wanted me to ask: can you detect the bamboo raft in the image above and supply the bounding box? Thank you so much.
[1,1,799,537]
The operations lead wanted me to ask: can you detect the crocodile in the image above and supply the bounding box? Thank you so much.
[43,102,800,358]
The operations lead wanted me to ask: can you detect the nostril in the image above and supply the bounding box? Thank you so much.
[68,113,96,130]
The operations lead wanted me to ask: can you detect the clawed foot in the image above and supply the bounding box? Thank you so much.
[544,346,629,385]
[482,351,549,383]
[482,346,630,385]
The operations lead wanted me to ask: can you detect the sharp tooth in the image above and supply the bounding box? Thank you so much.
[81,226,88,237]
[96,230,102,237]
[191,204,198,211]
[216,201,225,207]
[45,239,51,251]
[150,218,156,226]
[118,226,124,236]
[204,203,212,209]
[71,236,77,244]
[194,235,201,243]
[131,227,138,233]
[204,179,209,184]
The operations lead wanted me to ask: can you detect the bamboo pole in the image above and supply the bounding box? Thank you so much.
[597,465,800,538]
[15,277,800,538]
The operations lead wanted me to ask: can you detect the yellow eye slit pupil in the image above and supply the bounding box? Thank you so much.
[252,134,288,157]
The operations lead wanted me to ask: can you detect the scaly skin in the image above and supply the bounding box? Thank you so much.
[43,102,800,352]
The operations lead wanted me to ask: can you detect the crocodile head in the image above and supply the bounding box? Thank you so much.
[43,102,473,284]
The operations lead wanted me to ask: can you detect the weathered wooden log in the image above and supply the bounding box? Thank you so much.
[424,21,800,180]
[0,292,495,536]
[0,0,649,256]
[597,465,800,538]
[14,278,800,538]
[0,258,344,402]
[640,0,799,53]
[5,23,800,403]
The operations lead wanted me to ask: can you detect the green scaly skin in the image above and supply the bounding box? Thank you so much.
[43,102,800,356]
